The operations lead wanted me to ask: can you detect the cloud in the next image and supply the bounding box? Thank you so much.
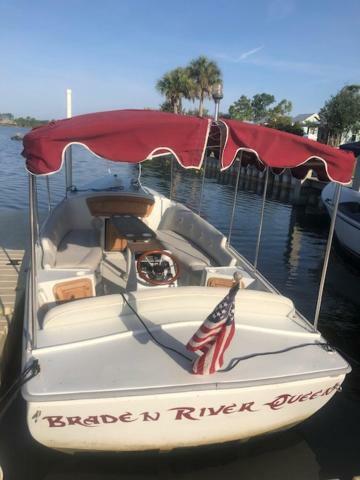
[245,57,360,78]
[216,46,264,63]
[216,46,360,79]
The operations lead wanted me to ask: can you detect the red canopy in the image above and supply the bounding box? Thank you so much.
[23,110,211,175]
[22,109,356,184]
[219,119,355,184]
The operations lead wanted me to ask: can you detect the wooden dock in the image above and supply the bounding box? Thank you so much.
[0,209,28,373]
[0,247,24,360]
[0,247,24,316]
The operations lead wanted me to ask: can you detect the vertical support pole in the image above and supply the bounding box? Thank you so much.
[198,158,207,216]
[214,100,220,123]
[227,152,243,245]
[198,97,221,216]
[46,176,51,212]
[65,88,73,196]
[28,174,38,348]
[353,154,360,191]
[254,167,269,273]
[170,158,174,201]
[66,87,72,119]
[314,183,341,329]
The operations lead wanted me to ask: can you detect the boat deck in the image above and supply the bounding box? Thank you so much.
[23,288,350,402]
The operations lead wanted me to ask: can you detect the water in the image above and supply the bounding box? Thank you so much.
[0,125,359,479]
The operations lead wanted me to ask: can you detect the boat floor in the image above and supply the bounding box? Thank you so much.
[24,288,349,402]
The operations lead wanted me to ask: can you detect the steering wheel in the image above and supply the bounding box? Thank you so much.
[136,249,180,286]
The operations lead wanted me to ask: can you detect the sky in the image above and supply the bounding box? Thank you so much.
[0,0,359,119]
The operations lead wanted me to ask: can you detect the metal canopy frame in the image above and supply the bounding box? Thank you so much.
[227,152,243,245]
[254,167,269,273]
[225,164,341,329]
[314,183,342,329]
[28,174,38,349]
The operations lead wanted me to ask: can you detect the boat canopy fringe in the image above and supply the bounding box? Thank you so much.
[22,109,355,184]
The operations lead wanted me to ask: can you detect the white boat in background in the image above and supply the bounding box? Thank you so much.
[322,141,360,259]
[19,109,356,453]
[322,183,360,258]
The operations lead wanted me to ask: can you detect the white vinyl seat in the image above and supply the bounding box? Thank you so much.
[41,198,102,271]
[55,230,102,269]
[156,230,213,269]
[157,205,236,283]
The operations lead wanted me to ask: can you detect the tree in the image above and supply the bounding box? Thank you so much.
[251,93,275,122]
[228,93,293,124]
[319,85,360,146]
[156,67,194,114]
[267,99,292,123]
[14,116,47,127]
[228,95,253,121]
[159,101,174,113]
[187,56,222,117]
[267,117,304,136]
[186,107,209,117]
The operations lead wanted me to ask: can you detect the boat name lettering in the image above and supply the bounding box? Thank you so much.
[168,402,257,421]
[42,411,161,428]
[39,384,340,428]
[264,384,340,410]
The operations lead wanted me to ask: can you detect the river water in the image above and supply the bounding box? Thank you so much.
[0,125,359,479]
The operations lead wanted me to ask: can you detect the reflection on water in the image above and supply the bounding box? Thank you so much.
[0,126,360,479]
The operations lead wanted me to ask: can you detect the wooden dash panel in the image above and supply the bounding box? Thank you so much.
[87,196,154,218]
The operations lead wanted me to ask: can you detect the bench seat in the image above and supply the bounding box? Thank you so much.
[156,230,213,270]
[55,230,102,270]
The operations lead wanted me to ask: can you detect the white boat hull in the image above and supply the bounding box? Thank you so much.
[21,180,350,454]
[28,375,343,452]
[322,183,360,258]
[332,212,360,257]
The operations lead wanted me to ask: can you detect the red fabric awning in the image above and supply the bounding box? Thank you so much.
[219,119,355,184]
[22,109,356,184]
[22,110,211,175]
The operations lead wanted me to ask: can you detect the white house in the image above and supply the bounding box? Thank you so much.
[292,113,320,141]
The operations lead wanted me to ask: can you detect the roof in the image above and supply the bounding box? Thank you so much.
[292,113,319,124]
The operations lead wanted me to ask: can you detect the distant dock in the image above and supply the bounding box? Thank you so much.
[204,157,326,208]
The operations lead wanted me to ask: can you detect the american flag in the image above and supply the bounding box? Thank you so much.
[186,283,239,375]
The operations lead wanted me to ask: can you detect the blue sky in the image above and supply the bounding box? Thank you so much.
[0,0,359,119]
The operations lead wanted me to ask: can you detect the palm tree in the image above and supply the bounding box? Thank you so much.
[156,68,194,114]
[187,56,222,117]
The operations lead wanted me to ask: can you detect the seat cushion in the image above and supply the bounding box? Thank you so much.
[159,206,237,267]
[55,230,102,270]
[156,230,213,270]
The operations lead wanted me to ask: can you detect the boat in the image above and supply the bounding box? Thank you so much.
[321,141,360,258]
[20,110,356,453]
